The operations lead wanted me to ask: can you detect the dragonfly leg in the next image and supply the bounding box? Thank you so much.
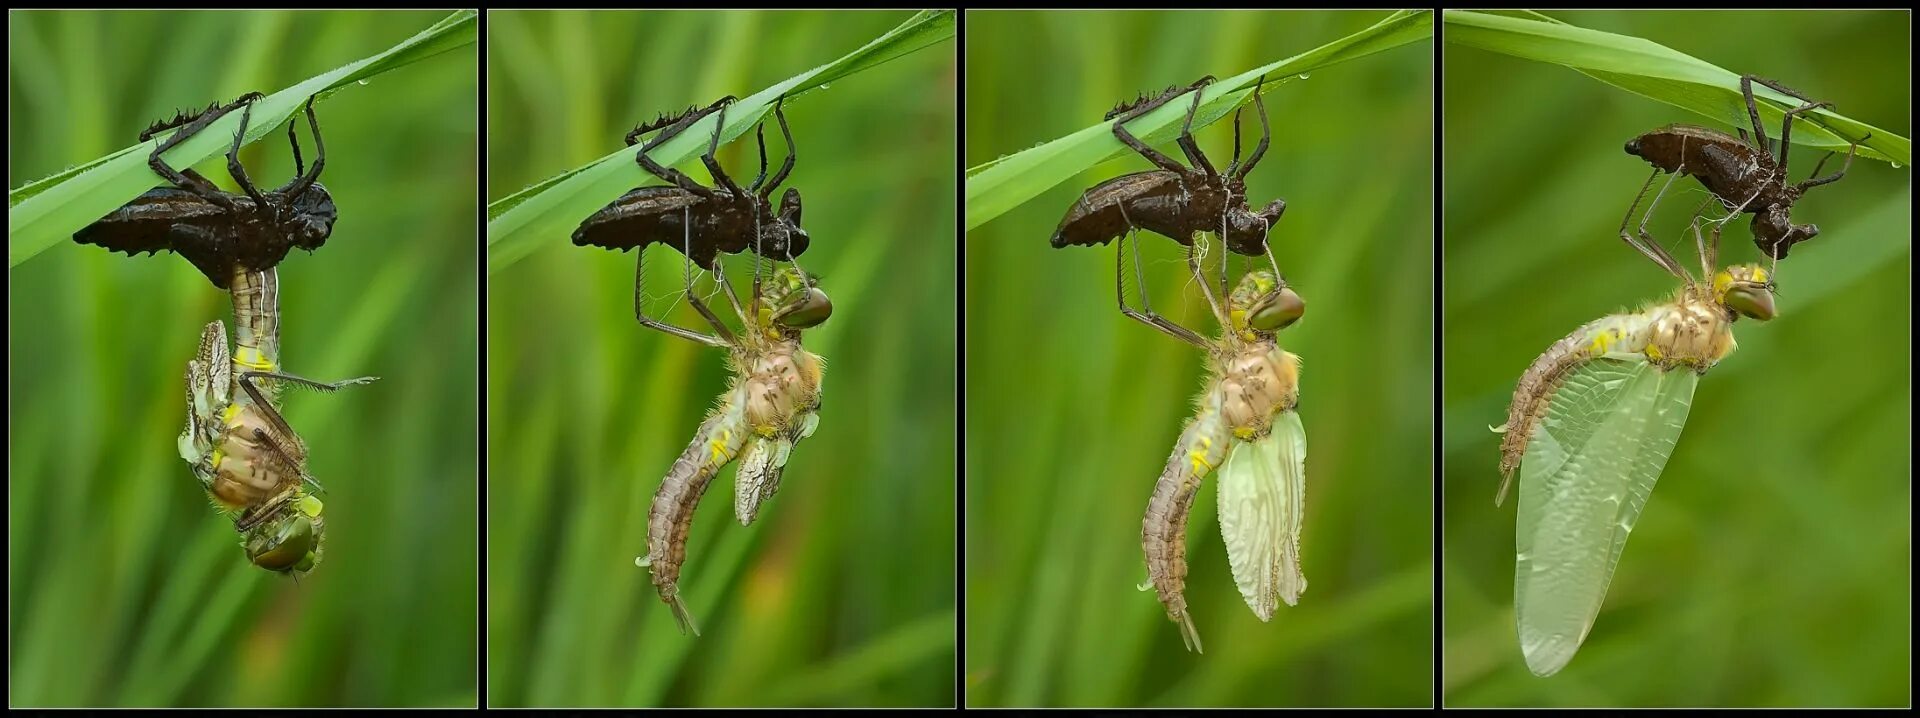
[1114,213,1207,347]
[221,95,272,211]
[146,93,261,211]
[1618,168,1692,281]
[1232,75,1271,182]
[1112,80,1209,181]
[1797,131,1865,192]
[1174,75,1217,178]
[707,257,752,326]
[760,98,797,200]
[679,228,738,342]
[632,248,729,348]
[697,100,751,202]
[278,94,325,199]
[634,97,731,199]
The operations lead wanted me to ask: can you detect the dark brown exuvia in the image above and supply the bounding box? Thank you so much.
[1622,73,1865,263]
[571,95,809,270]
[73,92,337,289]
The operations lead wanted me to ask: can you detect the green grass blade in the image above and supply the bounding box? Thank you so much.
[1443,10,1908,165]
[963,9,1432,231]
[484,9,955,274]
[6,9,477,267]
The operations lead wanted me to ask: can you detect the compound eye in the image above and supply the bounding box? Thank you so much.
[1249,287,1305,331]
[1724,284,1777,321]
[775,287,832,328]
[248,515,315,572]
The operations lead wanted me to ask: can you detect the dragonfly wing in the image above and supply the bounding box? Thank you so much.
[1515,354,1698,676]
[1217,410,1308,621]
[734,410,816,526]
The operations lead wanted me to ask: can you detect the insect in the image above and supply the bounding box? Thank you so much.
[573,95,809,275]
[626,262,831,636]
[576,99,832,635]
[1053,75,1290,347]
[73,91,373,575]
[74,92,337,289]
[1623,74,1864,262]
[1492,209,1777,677]
[1142,268,1308,653]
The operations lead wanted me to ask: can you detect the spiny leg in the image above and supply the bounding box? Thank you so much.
[147,92,262,210]
[635,98,730,199]
[1771,99,1832,177]
[1632,166,1694,282]
[707,256,752,326]
[1187,236,1227,328]
[237,370,377,491]
[1112,79,1210,180]
[680,222,737,343]
[747,121,770,192]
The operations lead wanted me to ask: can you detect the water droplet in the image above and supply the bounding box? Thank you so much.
[1136,580,1153,592]
[1296,73,1310,80]
[1892,162,1903,169]
[635,555,652,568]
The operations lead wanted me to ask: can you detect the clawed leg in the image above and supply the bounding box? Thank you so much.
[1112,77,1211,180]
[760,98,797,199]
[278,95,325,199]
[236,370,376,492]
[1173,77,1217,178]
[1233,76,1271,181]
[223,97,271,211]
[1797,132,1866,191]
[698,101,750,201]
[147,92,262,210]
[635,98,731,199]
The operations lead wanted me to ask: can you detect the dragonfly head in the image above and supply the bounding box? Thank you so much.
[242,495,323,575]
[284,182,338,251]
[1231,270,1305,333]
[1715,264,1777,321]
[765,267,831,330]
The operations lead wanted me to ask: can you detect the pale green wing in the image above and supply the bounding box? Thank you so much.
[1515,354,1698,677]
[1217,410,1308,621]
[733,411,817,526]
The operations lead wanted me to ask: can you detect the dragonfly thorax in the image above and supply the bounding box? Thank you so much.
[739,340,823,436]
[1212,340,1301,440]
[207,403,297,509]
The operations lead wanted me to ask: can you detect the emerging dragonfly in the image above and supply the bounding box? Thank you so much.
[1143,268,1307,654]
[1052,77,1307,652]
[576,99,831,635]
[73,91,376,576]
[1492,207,1777,676]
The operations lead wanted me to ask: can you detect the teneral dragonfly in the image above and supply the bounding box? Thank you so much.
[1140,265,1308,654]
[73,92,375,575]
[630,263,832,636]
[1493,205,1777,676]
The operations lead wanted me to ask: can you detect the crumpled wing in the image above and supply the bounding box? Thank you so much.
[177,321,232,484]
[1514,354,1698,677]
[1217,410,1308,620]
[733,411,817,526]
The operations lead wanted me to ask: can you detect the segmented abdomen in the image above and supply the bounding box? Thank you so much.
[1143,393,1231,652]
[644,392,748,631]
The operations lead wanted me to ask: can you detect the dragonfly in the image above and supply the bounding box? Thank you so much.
[1492,201,1778,676]
[577,100,831,636]
[1140,265,1308,654]
[73,91,376,576]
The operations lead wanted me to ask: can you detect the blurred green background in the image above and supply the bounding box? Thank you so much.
[966,10,1433,708]
[8,10,477,709]
[1442,11,1909,708]
[485,11,955,708]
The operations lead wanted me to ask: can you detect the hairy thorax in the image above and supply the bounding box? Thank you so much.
[1212,339,1301,440]
[739,340,824,436]
[207,402,294,509]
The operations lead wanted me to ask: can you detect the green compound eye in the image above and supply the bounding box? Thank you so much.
[1724,284,1776,321]
[776,288,833,328]
[247,515,314,572]
[1249,287,1305,331]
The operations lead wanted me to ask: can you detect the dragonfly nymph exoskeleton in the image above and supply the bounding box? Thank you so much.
[576,95,831,636]
[1052,76,1308,652]
[1493,208,1777,677]
[73,92,377,576]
